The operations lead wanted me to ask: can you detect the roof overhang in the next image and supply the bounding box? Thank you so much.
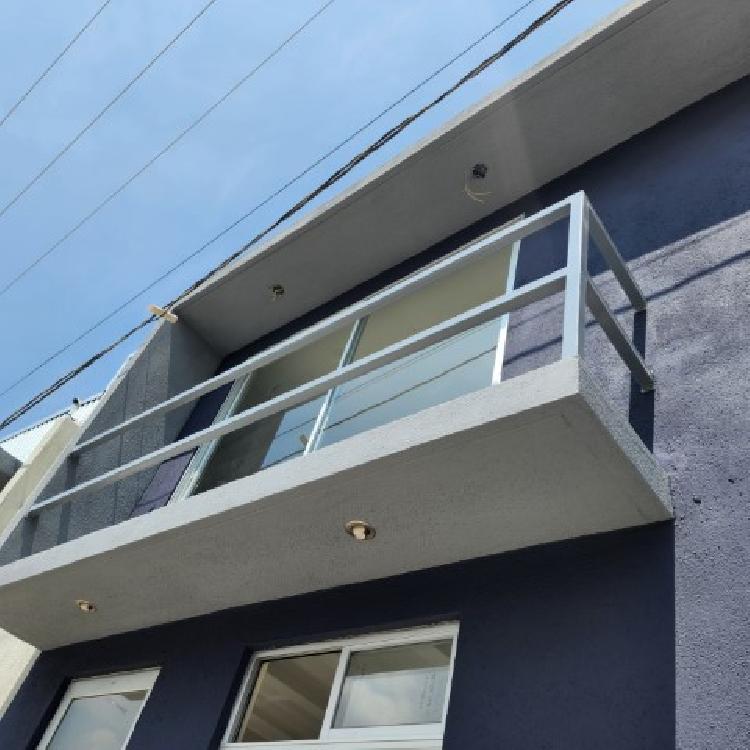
[177,0,750,355]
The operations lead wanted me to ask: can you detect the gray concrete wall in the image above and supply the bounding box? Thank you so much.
[0,416,78,535]
[0,447,20,492]
[0,321,219,562]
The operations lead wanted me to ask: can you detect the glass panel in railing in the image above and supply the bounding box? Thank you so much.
[319,321,502,448]
[193,327,350,493]
[318,241,513,449]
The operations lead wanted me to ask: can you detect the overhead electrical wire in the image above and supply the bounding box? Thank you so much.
[0,0,336,299]
[0,0,538,400]
[0,0,339,399]
[0,0,575,433]
[0,0,220,225]
[0,0,114,130]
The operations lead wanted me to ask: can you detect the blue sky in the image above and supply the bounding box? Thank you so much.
[0,0,628,437]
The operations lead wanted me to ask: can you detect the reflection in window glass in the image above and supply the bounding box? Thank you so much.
[236,652,340,742]
[319,321,501,448]
[194,328,348,494]
[47,690,148,750]
[320,244,512,448]
[333,640,453,729]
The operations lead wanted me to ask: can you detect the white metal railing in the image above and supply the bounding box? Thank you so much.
[24,192,652,519]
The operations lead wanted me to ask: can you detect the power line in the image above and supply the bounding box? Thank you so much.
[0,0,575,434]
[0,0,537,396]
[0,0,220,226]
[0,0,337,299]
[0,0,114,130]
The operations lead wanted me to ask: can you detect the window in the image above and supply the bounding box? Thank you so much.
[36,668,159,750]
[192,328,350,495]
[223,624,458,749]
[173,231,518,502]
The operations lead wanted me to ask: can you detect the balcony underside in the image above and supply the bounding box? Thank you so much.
[0,358,670,649]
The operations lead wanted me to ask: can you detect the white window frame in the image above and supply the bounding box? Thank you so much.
[36,667,160,750]
[222,623,459,750]
[170,374,252,504]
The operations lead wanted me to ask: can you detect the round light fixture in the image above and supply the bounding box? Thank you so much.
[75,599,96,613]
[345,520,376,542]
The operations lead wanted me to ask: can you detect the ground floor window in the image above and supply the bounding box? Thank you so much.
[36,668,159,750]
[223,623,458,749]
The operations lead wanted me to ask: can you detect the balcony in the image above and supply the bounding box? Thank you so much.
[0,193,670,648]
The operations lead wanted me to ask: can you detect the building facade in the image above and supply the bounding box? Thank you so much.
[0,0,748,748]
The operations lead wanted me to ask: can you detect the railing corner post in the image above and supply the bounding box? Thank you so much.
[561,192,589,360]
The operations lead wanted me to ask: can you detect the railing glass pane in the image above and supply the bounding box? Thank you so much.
[318,243,513,449]
[193,328,350,493]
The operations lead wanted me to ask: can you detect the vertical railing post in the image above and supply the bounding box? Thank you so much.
[561,192,589,359]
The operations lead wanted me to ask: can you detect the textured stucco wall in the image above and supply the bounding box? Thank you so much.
[0,524,673,750]
[0,419,83,718]
[0,322,219,562]
[499,77,750,750]
[0,72,748,750]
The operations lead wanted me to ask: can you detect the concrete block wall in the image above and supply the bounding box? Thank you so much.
[0,321,219,563]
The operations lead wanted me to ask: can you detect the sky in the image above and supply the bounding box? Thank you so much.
[0,0,629,438]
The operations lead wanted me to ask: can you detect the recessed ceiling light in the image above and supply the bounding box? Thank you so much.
[345,520,376,542]
[75,599,96,613]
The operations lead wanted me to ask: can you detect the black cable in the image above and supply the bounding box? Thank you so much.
[0,0,538,400]
[0,0,337,299]
[0,0,114,129]
[0,0,575,433]
[0,0,220,227]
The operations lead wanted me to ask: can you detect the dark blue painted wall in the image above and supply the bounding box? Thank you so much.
[3,72,750,750]
[0,524,674,750]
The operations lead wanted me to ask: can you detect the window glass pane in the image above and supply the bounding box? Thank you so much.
[194,328,349,493]
[319,245,512,448]
[333,639,453,729]
[354,244,512,361]
[236,652,340,742]
[47,690,148,750]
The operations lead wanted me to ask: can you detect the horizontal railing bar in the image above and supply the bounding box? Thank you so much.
[586,279,654,392]
[587,199,646,312]
[29,269,566,516]
[73,196,573,456]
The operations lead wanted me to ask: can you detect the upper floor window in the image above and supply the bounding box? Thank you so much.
[36,668,159,750]
[174,233,518,502]
[223,623,458,748]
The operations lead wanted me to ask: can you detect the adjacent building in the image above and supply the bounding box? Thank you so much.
[0,0,748,747]
[0,397,99,716]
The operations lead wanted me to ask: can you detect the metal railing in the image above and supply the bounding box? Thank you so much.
[24,192,652,519]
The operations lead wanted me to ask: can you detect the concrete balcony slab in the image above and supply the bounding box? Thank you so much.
[0,358,669,649]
